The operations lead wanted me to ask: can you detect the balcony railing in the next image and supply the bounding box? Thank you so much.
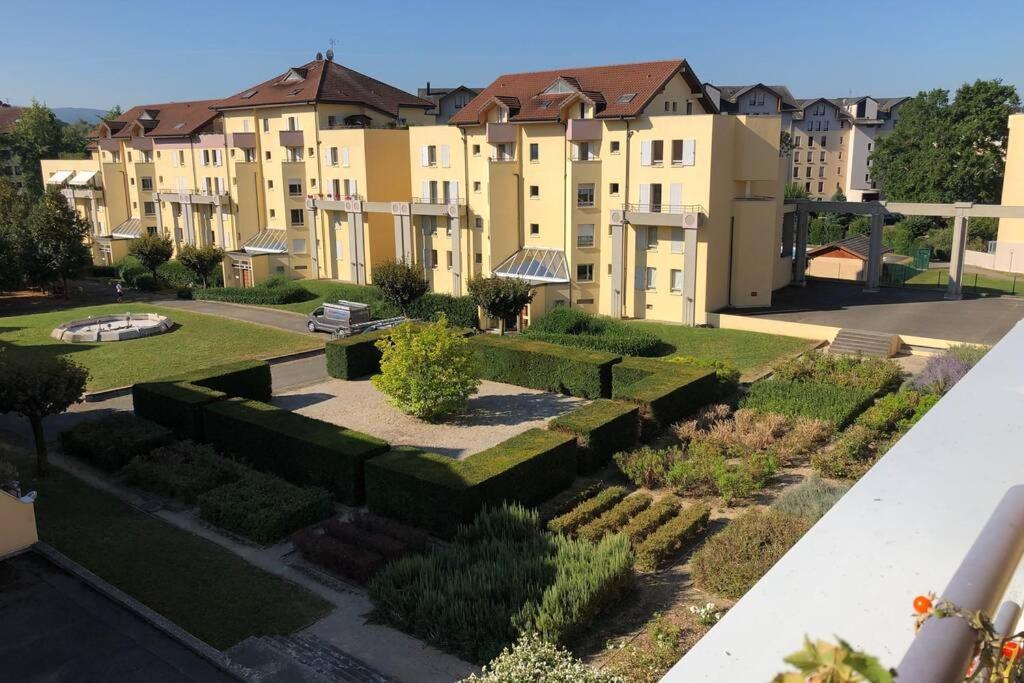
[412,196,466,206]
[623,203,705,214]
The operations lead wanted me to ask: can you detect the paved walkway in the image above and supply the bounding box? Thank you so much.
[734,280,1024,344]
[154,298,315,335]
[0,551,234,682]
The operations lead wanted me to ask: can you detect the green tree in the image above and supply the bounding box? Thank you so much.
[177,244,225,288]
[847,216,871,236]
[59,120,94,159]
[371,316,479,419]
[0,353,89,476]
[882,223,921,257]
[468,276,534,334]
[129,233,174,280]
[371,259,428,315]
[829,189,847,202]
[23,187,92,295]
[102,105,123,122]
[8,101,64,196]
[870,80,1020,204]
[808,215,845,245]
[0,179,30,291]
[968,217,998,251]
[784,182,809,200]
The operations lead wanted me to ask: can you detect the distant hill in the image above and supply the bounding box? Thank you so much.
[52,107,106,124]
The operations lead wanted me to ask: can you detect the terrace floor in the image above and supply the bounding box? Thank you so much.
[273,378,586,458]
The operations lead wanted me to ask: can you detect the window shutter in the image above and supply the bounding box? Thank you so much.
[636,225,647,251]
[638,184,651,212]
[216,150,223,166]
[682,139,696,166]
[422,181,430,202]
[669,183,683,210]
[640,140,652,166]
[449,181,459,202]
[341,147,350,168]
[441,145,451,168]
[588,144,597,161]
[671,227,684,254]
[324,147,332,165]
[351,179,357,196]
[421,146,430,167]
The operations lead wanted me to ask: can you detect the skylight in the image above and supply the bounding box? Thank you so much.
[174,123,185,129]
[538,100,553,109]
[617,93,636,104]
[240,90,257,99]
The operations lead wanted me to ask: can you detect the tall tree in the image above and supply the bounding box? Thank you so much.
[178,244,225,288]
[8,101,64,196]
[0,179,30,291]
[102,105,123,122]
[784,182,809,200]
[129,233,174,280]
[870,80,1020,204]
[372,259,428,315]
[23,187,92,295]
[60,120,94,159]
[468,276,534,335]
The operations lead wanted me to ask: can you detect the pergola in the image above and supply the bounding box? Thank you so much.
[784,200,1024,299]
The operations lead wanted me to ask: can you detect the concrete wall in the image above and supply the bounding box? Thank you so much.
[807,254,867,281]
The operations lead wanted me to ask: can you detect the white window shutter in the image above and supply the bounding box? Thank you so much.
[351,179,357,196]
[422,181,430,202]
[638,184,651,212]
[588,144,596,161]
[683,139,696,166]
[441,145,451,168]
[324,147,332,165]
[341,147,350,168]
[671,227,684,254]
[640,140,652,167]
[669,183,683,210]
[421,146,429,167]
[216,149,223,166]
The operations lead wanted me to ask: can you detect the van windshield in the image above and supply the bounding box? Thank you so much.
[313,307,323,316]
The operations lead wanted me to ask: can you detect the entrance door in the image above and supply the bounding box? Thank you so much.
[240,268,252,288]
[518,304,531,331]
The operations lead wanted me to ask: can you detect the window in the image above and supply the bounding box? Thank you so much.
[473,181,481,192]
[141,177,153,191]
[267,179,275,189]
[686,101,693,115]
[577,183,595,207]
[576,264,594,282]
[807,137,814,147]
[805,182,811,192]
[610,140,621,154]
[671,140,684,165]
[475,253,483,264]
[577,224,595,248]
[646,226,659,250]
[290,209,304,226]
[529,143,539,161]
[805,167,811,178]
[493,143,514,161]
[820,151,826,162]
[265,151,272,161]
[618,93,636,104]
[645,267,657,290]
[794,151,800,162]
[430,249,438,268]
[794,135,802,147]
[141,150,153,163]
[820,136,826,146]
[867,142,873,151]
[672,101,678,112]
[530,223,540,236]
[328,147,339,166]
[426,145,437,166]
[203,150,211,166]
[664,101,671,112]
[292,238,306,253]
[287,147,302,162]
[475,216,483,228]
[176,150,184,166]
[327,115,337,127]
[446,250,453,270]
[670,269,683,293]
[651,140,664,165]
[574,142,596,161]
[287,116,298,131]
[144,201,155,216]
[288,178,302,195]
[262,118,269,132]
[270,209,276,218]
[472,144,480,156]
[244,148,256,162]
[818,167,824,178]
[609,182,620,195]
[817,182,824,193]
[529,185,539,199]
[127,152,133,162]
[793,167,799,178]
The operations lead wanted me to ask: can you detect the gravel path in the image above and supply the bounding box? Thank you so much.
[273,379,586,458]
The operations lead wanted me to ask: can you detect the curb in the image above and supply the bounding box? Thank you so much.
[82,347,325,402]
[32,542,243,680]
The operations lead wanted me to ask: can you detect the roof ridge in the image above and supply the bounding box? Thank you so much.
[489,58,684,80]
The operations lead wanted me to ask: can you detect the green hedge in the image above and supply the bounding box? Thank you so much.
[576,493,653,543]
[547,486,627,536]
[122,440,244,504]
[470,335,619,399]
[193,282,313,305]
[612,358,718,426]
[202,398,388,504]
[173,360,273,402]
[548,400,639,472]
[523,308,662,356]
[634,503,710,572]
[365,428,577,537]
[59,414,174,471]
[198,473,333,545]
[741,378,876,429]
[133,381,226,441]
[325,329,392,379]
[409,293,479,329]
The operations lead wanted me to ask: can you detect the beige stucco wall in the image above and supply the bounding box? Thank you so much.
[0,491,37,558]
[807,255,867,281]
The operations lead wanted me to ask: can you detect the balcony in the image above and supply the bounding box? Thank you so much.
[567,118,602,142]
[486,123,516,144]
[231,132,256,148]
[279,130,304,146]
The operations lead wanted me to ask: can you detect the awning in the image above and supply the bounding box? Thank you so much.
[242,229,288,254]
[46,170,74,185]
[68,170,98,186]
[493,247,569,283]
[110,218,143,239]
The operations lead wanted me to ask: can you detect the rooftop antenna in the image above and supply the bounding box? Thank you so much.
[326,38,336,62]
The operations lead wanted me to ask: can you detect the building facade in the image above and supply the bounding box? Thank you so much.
[417,85,482,125]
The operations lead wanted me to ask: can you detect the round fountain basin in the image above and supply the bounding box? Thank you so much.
[51,313,173,343]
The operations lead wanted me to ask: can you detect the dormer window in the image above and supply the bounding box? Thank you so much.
[496,107,508,123]
[542,77,579,95]
[240,90,257,100]
[280,67,307,84]
[538,100,554,109]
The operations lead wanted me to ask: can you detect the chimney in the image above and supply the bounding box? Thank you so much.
[426,81,431,96]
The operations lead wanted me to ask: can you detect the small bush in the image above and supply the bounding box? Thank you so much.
[121,441,243,504]
[548,486,627,535]
[156,260,201,288]
[741,378,876,428]
[773,351,902,394]
[59,413,174,471]
[622,496,682,546]
[612,357,719,426]
[550,400,639,472]
[576,493,653,543]
[856,391,920,433]
[409,292,479,329]
[944,343,988,366]
[910,354,972,395]
[537,482,604,525]
[292,528,385,584]
[198,473,333,545]
[691,509,810,599]
[771,475,849,524]
[462,632,618,683]
[634,504,710,572]
[323,518,409,561]
[614,446,682,489]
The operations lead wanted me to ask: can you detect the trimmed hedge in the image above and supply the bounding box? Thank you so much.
[121,440,243,504]
[576,493,653,543]
[192,282,313,305]
[133,381,226,441]
[547,486,627,536]
[612,357,718,426]
[365,428,577,537]
[350,512,430,554]
[470,334,620,399]
[325,329,393,379]
[634,503,710,572]
[291,528,385,584]
[409,292,479,330]
[202,398,389,504]
[198,473,333,545]
[622,496,682,546]
[741,378,876,429]
[173,360,272,402]
[59,414,174,471]
[523,308,662,356]
[548,400,639,473]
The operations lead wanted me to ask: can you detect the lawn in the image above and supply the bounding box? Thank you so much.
[263,280,392,316]
[884,264,1024,296]
[623,321,815,375]
[7,447,331,650]
[0,304,320,391]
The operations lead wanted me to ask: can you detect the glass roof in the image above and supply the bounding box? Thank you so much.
[110,218,143,239]
[493,247,569,283]
[242,229,288,254]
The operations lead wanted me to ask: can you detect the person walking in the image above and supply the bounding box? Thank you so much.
[115,282,123,303]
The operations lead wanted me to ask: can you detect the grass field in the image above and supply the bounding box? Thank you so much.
[262,280,393,316]
[884,265,1023,296]
[6,446,331,650]
[624,320,815,375]
[0,304,320,390]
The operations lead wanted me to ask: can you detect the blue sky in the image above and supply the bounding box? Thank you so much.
[2,0,1022,110]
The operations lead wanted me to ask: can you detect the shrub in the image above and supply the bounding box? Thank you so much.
[810,424,878,479]
[349,511,431,554]
[471,334,619,399]
[772,351,902,394]
[667,441,777,505]
[855,391,920,433]
[741,378,876,428]
[771,476,849,524]
[372,317,479,419]
[603,612,695,683]
[634,504,711,572]
[612,358,718,426]
[371,259,428,315]
[133,382,226,440]
[129,233,174,278]
[198,472,333,545]
[292,528,385,584]
[89,264,118,278]
[203,398,388,504]
[409,292,479,329]
[549,400,639,472]
[366,429,577,537]
[171,360,273,403]
[115,255,154,289]
[468,276,535,335]
[548,486,627,535]
[368,504,634,663]
[462,632,618,683]
[156,260,200,288]
[944,343,988,366]
[192,280,314,305]
[323,518,409,562]
[622,496,682,546]
[614,446,682,489]
[691,510,810,599]
[576,493,653,543]
[325,328,391,379]
[910,354,972,395]
[59,413,174,471]
[177,244,226,288]
[121,440,243,504]
[664,356,741,398]
[537,482,604,525]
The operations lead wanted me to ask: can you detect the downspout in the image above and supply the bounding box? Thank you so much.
[563,120,571,308]
[313,102,325,279]
[623,120,633,317]
[461,126,471,280]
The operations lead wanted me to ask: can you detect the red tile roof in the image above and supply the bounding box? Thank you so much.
[0,104,24,133]
[94,100,220,140]
[215,59,433,117]
[449,59,713,125]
